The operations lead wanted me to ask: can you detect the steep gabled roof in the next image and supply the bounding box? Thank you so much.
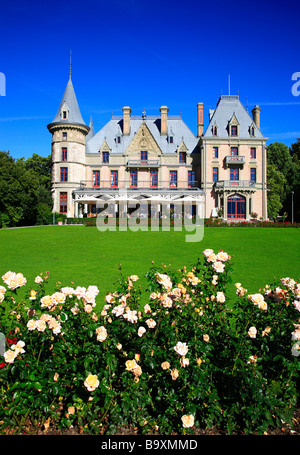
[203,95,265,139]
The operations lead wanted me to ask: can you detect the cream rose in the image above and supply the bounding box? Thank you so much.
[4,349,17,364]
[130,275,139,282]
[146,318,156,329]
[27,319,37,331]
[35,276,43,284]
[174,341,188,356]
[84,374,99,392]
[216,251,229,262]
[181,414,195,428]
[161,296,173,308]
[251,293,265,306]
[36,319,47,332]
[171,368,179,380]
[96,326,108,342]
[138,326,146,337]
[125,359,138,371]
[202,249,214,257]
[216,291,226,303]
[40,295,55,309]
[212,261,225,273]
[123,309,138,324]
[248,326,257,339]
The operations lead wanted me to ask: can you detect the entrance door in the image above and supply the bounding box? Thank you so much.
[227,194,246,219]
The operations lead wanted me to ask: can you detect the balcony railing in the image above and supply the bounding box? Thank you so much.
[77,180,200,191]
[127,160,160,167]
[215,180,256,188]
[225,155,245,165]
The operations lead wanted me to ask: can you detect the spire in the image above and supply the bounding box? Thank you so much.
[86,116,95,141]
[69,50,72,81]
[48,58,88,128]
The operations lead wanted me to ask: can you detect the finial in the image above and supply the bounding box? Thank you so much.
[69,50,72,80]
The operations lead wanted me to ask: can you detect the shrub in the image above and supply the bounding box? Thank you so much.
[0,254,299,435]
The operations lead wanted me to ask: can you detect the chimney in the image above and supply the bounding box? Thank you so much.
[251,105,261,129]
[160,106,169,135]
[197,102,204,137]
[122,106,131,136]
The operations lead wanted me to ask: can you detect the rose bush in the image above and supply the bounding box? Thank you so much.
[0,252,299,435]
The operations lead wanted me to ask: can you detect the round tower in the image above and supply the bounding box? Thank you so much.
[47,66,89,218]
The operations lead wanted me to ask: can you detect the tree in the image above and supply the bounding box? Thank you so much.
[0,152,40,226]
[266,163,286,220]
[0,151,53,227]
[289,138,300,222]
[267,142,299,221]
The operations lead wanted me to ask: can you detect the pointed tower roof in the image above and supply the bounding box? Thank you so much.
[86,116,95,142]
[48,64,87,129]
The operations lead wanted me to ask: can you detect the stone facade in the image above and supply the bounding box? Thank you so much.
[47,75,267,221]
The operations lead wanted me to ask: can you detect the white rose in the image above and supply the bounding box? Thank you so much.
[174,341,188,356]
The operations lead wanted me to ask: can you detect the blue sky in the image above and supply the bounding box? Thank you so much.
[0,0,300,159]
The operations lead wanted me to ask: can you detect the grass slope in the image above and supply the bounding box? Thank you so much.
[0,225,299,307]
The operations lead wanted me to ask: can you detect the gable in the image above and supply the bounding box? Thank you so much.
[125,122,162,157]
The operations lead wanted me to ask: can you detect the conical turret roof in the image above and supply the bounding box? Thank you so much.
[48,70,87,128]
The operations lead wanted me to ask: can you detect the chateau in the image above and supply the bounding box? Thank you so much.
[47,69,268,221]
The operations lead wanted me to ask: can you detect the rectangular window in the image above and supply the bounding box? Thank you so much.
[150,170,158,188]
[62,132,67,141]
[63,111,67,119]
[111,170,118,188]
[141,151,148,162]
[102,152,109,163]
[213,147,218,158]
[188,170,196,187]
[169,136,173,143]
[250,168,256,182]
[231,147,238,156]
[59,192,67,213]
[130,170,137,188]
[250,147,256,159]
[230,167,239,181]
[213,167,218,182]
[231,125,237,136]
[179,152,186,164]
[170,171,177,187]
[60,167,68,182]
[93,170,100,187]
[62,147,67,161]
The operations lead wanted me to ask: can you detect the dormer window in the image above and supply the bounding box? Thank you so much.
[250,125,255,137]
[61,103,69,120]
[228,113,239,137]
[169,136,174,143]
[179,152,186,164]
[102,151,109,163]
[116,136,121,144]
[213,125,218,136]
[230,125,238,136]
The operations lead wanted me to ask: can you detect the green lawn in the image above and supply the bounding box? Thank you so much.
[0,225,299,307]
